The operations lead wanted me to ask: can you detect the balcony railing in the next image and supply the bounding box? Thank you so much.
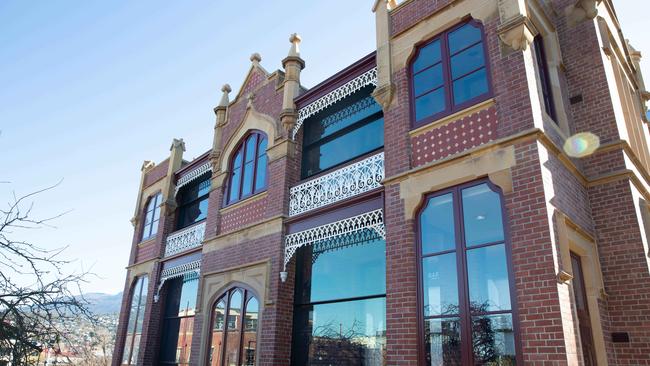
[289,152,384,217]
[164,221,206,257]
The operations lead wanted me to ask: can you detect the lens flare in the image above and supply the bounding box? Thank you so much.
[563,132,600,158]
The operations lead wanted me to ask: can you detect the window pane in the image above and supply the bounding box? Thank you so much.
[229,167,241,202]
[413,40,442,73]
[302,116,384,176]
[415,88,446,122]
[298,236,386,304]
[462,183,504,247]
[452,68,488,106]
[466,244,511,313]
[254,154,267,192]
[471,314,516,365]
[420,193,456,254]
[178,274,199,316]
[245,135,257,163]
[225,290,243,366]
[152,199,161,222]
[198,178,211,197]
[451,43,485,80]
[414,63,444,96]
[293,297,386,365]
[448,23,482,55]
[233,149,243,168]
[242,161,254,196]
[243,297,258,366]
[423,253,459,317]
[150,219,158,237]
[209,299,226,366]
[424,317,462,366]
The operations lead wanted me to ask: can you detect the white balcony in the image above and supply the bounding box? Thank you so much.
[289,152,384,217]
[164,221,206,257]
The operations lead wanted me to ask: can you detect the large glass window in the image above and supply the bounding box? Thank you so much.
[292,232,387,365]
[301,85,384,178]
[227,132,268,204]
[121,276,149,366]
[176,174,210,230]
[208,287,259,366]
[159,273,199,365]
[419,182,517,365]
[142,192,162,241]
[411,20,490,127]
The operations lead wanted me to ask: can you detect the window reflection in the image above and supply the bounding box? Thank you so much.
[121,276,148,366]
[176,174,210,230]
[425,317,461,366]
[292,232,387,365]
[159,273,198,365]
[471,314,516,365]
[419,182,516,365]
[208,288,259,366]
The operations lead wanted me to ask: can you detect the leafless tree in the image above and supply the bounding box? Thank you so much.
[0,183,94,365]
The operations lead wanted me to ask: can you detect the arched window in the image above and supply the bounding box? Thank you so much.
[207,287,259,366]
[141,193,162,241]
[410,20,491,128]
[227,132,267,205]
[121,276,149,365]
[417,181,518,365]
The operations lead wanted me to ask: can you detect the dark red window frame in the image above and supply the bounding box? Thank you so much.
[533,35,557,123]
[225,131,268,205]
[409,19,493,129]
[415,179,522,365]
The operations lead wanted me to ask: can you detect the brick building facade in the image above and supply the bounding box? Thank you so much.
[112,0,650,365]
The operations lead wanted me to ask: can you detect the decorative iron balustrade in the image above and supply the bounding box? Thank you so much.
[291,67,378,140]
[164,222,206,257]
[289,152,384,217]
[280,208,385,282]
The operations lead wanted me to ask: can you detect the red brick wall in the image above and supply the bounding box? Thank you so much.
[143,159,168,188]
[390,0,453,36]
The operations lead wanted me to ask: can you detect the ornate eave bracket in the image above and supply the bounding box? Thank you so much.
[497,14,538,52]
[175,162,212,195]
[291,67,378,140]
[280,209,385,282]
[154,260,201,302]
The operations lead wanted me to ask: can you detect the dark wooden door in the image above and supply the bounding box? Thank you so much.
[571,252,597,366]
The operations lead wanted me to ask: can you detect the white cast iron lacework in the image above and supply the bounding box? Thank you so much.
[164,222,206,257]
[291,67,378,140]
[155,260,201,302]
[289,152,384,217]
[175,162,212,195]
[281,209,385,281]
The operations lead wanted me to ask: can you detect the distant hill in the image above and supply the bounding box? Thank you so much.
[82,292,123,314]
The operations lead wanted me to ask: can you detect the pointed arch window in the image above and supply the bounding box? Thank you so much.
[227,132,268,205]
[207,287,259,366]
[141,193,162,241]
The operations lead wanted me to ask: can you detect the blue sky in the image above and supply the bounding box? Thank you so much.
[1,1,648,295]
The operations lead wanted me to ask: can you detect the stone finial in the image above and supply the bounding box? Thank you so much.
[170,138,186,152]
[141,160,155,172]
[288,33,301,57]
[372,0,397,12]
[218,84,231,107]
[250,52,262,64]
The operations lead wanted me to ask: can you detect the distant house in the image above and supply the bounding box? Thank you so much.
[113,1,650,365]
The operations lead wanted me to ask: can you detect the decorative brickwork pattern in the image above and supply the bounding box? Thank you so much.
[411,105,498,167]
[220,194,268,234]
